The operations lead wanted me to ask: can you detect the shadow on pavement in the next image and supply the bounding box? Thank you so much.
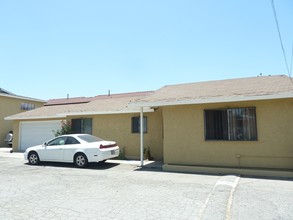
[24,161,120,170]
[134,161,163,172]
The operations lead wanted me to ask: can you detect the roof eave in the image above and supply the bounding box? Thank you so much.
[5,108,155,121]
[62,108,154,117]
[5,115,65,121]
[130,92,293,107]
[0,93,46,103]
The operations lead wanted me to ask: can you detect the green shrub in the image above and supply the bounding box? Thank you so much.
[53,120,73,137]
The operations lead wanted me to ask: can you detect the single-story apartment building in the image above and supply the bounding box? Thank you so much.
[5,75,293,177]
[5,91,163,160]
[131,75,293,177]
[0,88,45,147]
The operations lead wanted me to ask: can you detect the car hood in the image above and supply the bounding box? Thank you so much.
[25,144,44,152]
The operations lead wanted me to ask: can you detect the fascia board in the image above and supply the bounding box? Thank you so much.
[5,115,65,121]
[62,108,154,117]
[5,109,155,121]
[0,93,45,103]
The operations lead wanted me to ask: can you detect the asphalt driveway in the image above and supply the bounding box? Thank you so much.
[0,149,293,220]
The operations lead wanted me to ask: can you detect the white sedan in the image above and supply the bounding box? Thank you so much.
[24,134,120,168]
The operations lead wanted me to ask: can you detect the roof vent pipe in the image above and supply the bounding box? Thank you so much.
[67,94,69,99]
[108,90,111,96]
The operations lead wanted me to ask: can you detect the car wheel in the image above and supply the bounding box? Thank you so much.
[74,153,88,168]
[28,152,40,165]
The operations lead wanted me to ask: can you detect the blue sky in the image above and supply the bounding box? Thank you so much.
[0,0,292,100]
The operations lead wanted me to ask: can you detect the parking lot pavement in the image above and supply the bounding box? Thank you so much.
[0,147,23,158]
[232,177,293,220]
[0,154,293,220]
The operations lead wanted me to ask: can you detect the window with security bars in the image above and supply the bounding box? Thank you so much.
[204,108,257,141]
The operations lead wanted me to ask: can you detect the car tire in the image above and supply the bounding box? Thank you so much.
[28,152,40,165]
[74,153,88,168]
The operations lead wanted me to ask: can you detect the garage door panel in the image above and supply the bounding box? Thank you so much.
[20,121,61,151]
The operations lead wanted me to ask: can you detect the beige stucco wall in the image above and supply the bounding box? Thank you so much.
[0,96,44,147]
[11,109,164,159]
[12,121,20,151]
[162,98,293,170]
[68,108,163,160]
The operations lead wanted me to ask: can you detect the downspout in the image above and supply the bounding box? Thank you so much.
[140,107,144,166]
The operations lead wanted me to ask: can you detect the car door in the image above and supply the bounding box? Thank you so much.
[63,137,81,162]
[41,137,67,161]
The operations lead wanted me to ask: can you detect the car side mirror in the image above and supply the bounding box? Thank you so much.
[42,142,47,147]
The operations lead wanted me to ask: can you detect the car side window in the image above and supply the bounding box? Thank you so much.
[65,137,80,145]
[47,137,67,146]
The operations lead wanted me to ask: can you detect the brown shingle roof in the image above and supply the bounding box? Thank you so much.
[45,91,153,106]
[66,92,154,115]
[5,75,293,120]
[45,97,93,106]
[5,91,154,120]
[132,75,293,106]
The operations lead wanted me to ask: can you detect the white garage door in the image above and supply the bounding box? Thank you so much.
[20,121,61,151]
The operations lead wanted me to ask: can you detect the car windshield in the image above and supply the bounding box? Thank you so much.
[78,134,104,143]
